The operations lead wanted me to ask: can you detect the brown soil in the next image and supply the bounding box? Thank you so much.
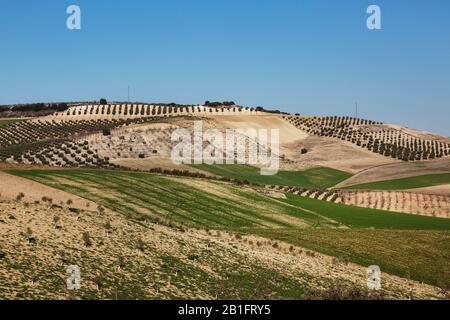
[282,136,397,173]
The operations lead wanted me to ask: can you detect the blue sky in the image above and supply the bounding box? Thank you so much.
[1,0,449,135]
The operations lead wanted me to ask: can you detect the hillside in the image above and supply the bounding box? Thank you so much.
[335,159,450,188]
[2,199,446,300]
[1,103,449,300]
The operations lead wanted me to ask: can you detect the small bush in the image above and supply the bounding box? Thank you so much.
[25,227,36,244]
[53,215,60,226]
[104,221,112,231]
[136,238,145,252]
[117,256,125,270]
[94,275,105,290]
[16,192,25,201]
[82,232,92,247]
[69,208,80,214]
[97,205,105,215]
[41,196,53,204]
[306,284,384,300]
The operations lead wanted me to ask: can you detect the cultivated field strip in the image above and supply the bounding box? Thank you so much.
[10,170,337,230]
[0,116,173,168]
[47,104,265,121]
[191,164,352,189]
[341,190,450,218]
[5,169,450,288]
[344,173,450,190]
[283,194,450,230]
[8,169,450,231]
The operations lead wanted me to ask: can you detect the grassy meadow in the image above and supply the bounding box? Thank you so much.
[191,164,352,188]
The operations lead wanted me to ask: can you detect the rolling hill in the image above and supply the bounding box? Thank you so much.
[1,102,449,300]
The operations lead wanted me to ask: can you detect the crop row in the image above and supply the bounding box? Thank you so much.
[285,116,450,161]
[53,104,260,118]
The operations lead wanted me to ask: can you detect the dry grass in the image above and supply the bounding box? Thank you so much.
[0,201,444,300]
[341,190,450,218]
[336,159,450,188]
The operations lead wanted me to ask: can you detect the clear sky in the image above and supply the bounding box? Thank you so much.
[1,0,449,136]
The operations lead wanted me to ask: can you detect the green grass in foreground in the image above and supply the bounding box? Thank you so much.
[252,228,450,289]
[346,173,450,190]
[191,164,352,188]
[6,168,450,287]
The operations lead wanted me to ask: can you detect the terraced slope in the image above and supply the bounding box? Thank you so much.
[0,118,131,149]
[339,190,450,218]
[0,117,176,168]
[47,104,265,121]
[285,116,450,162]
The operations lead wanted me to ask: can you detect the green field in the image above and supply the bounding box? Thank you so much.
[284,194,450,230]
[6,168,450,287]
[192,164,352,188]
[5,169,342,229]
[346,173,450,190]
[254,228,450,289]
[0,119,24,127]
[8,169,450,231]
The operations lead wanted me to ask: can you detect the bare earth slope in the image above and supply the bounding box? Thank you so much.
[213,116,395,173]
[408,184,450,195]
[283,136,397,173]
[212,115,308,144]
[336,159,450,188]
[0,171,97,210]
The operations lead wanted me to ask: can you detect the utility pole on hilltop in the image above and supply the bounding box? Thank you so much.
[128,85,130,102]
[355,102,358,118]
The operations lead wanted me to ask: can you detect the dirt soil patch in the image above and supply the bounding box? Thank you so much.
[336,159,450,188]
